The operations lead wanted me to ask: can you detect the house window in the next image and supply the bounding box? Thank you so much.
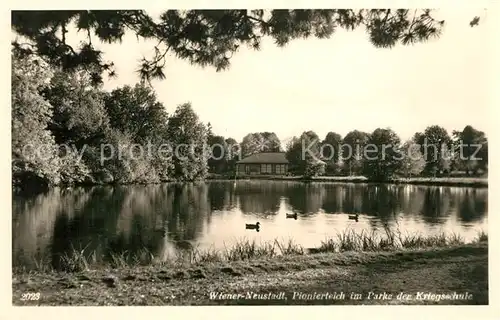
[275,164,283,174]
[276,164,287,175]
[261,164,272,174]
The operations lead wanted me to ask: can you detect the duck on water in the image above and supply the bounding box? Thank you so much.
[245,222,260,231]
[348,213,359,221]
[286,212,298,220]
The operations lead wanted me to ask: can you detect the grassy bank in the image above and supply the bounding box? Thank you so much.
[13,229,488,305]
[13,229,488,274]
[13,241,488,306]
[208,174,488,187]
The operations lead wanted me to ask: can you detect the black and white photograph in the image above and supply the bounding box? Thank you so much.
[7,5,495,310]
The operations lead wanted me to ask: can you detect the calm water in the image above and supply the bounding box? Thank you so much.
[12,181,488,269]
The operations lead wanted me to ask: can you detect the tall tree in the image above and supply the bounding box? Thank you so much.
[240,132,281,157]
[321,131,342,175]
[207,135,229,174]
[260,132,281,152]
[413,125,451,176]
[452,125,488,175]
[286,130,323,176]
[240,133,264,157]
[342,130,370,176]
[166,103,208,181]
[43,69,110,148]
[11,9,466,85]
[363,128,402,181]
[12,54,61,188]
[224,137,240,174]
[103,83,168,143]
[398,140,426,178]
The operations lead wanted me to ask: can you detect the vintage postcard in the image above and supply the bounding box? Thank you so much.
[6,3,497,316]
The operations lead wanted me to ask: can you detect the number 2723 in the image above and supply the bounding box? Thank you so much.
[20,292,40,301]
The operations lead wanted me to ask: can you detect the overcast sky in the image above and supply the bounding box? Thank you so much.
[38,8,495,144]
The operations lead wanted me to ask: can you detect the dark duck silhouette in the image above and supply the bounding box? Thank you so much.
[348,213,359,221]
[245,222,261,231]
[286,212,298,220]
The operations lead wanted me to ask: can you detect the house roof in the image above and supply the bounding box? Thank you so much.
[236,152,289,164]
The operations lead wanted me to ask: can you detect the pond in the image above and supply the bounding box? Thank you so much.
[12,181,488,270]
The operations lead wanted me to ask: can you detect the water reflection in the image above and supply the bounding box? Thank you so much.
[236,181,284,216]
[12,181,488,270]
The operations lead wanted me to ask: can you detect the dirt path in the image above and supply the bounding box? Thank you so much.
[13,243,488,306]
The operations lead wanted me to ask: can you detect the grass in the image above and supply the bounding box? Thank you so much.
[14,227,488,274]
[13,242,488,306]
[315,228,474,253]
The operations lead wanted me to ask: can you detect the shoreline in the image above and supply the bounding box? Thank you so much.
[13,242,488,306]
[208,175,488,187]
[13,175,488,195]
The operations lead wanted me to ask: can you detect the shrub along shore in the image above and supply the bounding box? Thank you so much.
[12,229,488,306]
[14,175,488,195]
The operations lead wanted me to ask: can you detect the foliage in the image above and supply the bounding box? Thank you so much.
[304,158,326,178]
[362,128,402,181]
[12,54,61,188]
[240,132,281,157]
[11,52,210,189]
[413,125,451,176]
[286,131,322,176]
[341,130,370,176]
[103,84,168,143]
[12,9,450,85]
[207,135,229,174]
[43,70,110,148]
[166,103,209,181]
[206,134,241,175]
[321,131,343,175]
[452,125,488,175]
[398,140,426,178]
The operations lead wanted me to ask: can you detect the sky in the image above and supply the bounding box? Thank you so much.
[33,8,496,144]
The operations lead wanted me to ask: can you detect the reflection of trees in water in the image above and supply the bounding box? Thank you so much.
[456,189,488,223]
[303,183,326,214]
[361,185,400,223]
[207,182,237,212]
[14,183,212,270]
[419,187,452,224]
[343,185,363,213]
[398,185,425,217]
[321,185,344,213]
[12,187,93,269]
[318,184,401,230]
[50,187,128,269]
[13,181,489,270]
[166,183,209,243]
[284,183,325,215]
[107,185,175,261]
[320,184,400,222]
[284,183,304,213]
[236,181,285,216]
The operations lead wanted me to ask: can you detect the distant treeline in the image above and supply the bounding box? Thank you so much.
[283,126,487,180]
[12,53,487,190]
